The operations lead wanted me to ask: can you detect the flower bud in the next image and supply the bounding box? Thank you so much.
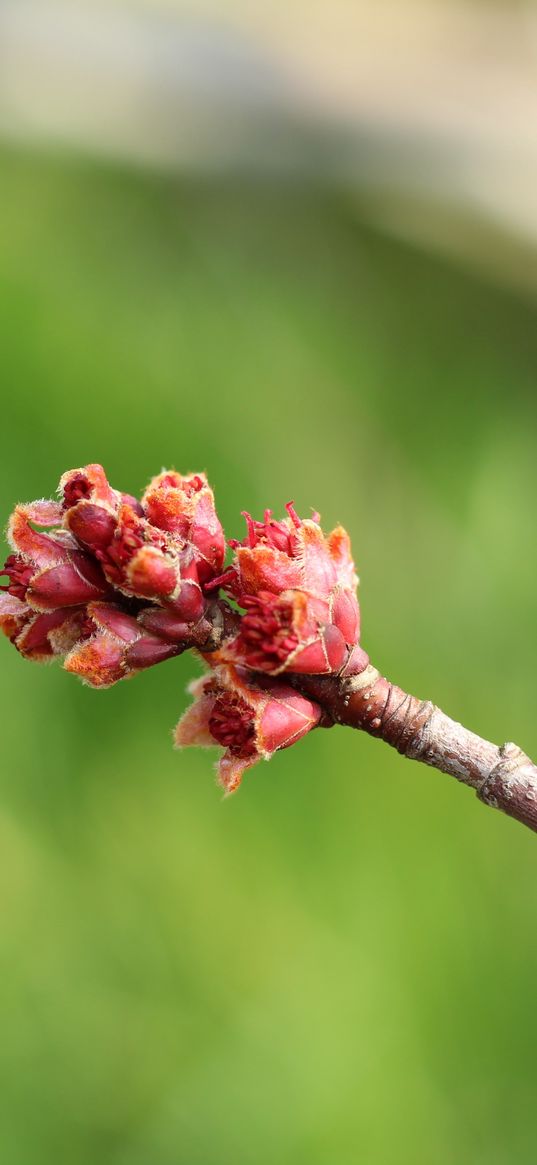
[210,505,361,676]
[0,555,35,602]
[60,464,137,552]
[3,503,111,610]
[0,591,93,661]
[16,608,93,661]
[8,500,66,566]
[1,549,110,610]
[142,470,225,585]
[93,503,179,596]
[0,592,32,645]
[213,504,357,604]
[227,589,347,675]
[64,602,183,687]
[2,467,222,686]
[174,664,321,793]
[25,552,111,610]
[138,605,213,647]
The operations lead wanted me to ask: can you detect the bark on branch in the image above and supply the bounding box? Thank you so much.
[294,664,537,834]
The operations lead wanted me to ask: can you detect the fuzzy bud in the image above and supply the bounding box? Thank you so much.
[210,504,361,676]
[174,663,322,793]
[64,602,184,688]
[225,589,347,675]
[142,470,226,585]
[2,502,111,611]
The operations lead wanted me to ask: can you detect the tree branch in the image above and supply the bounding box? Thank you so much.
[7,466,533,828]
[294,664,537,834]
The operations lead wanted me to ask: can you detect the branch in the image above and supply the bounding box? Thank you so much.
[294,665,537,834]
[4,465,534,831]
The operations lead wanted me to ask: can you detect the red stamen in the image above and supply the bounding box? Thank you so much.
[241,511,257,549]
[285,502,301,529]
[96,510,163,581]
[263,519,293,552]
[157,473,182,489]
[63,474,92,509]
[157,473,204,497]
[209,691,257,757]
[0,555,34,600]
[181,475,205,497]
[238,508,301,554]
[238,592,299,670]
[78,613,97,640]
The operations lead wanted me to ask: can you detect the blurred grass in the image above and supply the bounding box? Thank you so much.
[0,144,536,1165]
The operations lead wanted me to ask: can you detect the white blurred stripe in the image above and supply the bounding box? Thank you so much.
[1,0,537,284]
[0,0,298,170]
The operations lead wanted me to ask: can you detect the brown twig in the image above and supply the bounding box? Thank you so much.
[295,664,537,834]
[208,603,537,832]
[6,467,533,827]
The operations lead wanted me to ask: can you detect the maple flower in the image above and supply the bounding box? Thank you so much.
[64,602,186,688]
[1,499,111,610]
[210,504,365,676]
[5,465,537,833]
[0,592,95,662]
[174,663,322,793]
[1,468,222,678]
[142,470,225,585]
[0,499,106,662]
[61,464,224,620]
[0,494,104,663]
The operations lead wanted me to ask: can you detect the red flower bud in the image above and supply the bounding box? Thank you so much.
[64,626,129,687]
[88,504,207,623]
[16,607,94,661]
[61,463,117,511]
[2,471,364,791]
[211,505,358,608]
[123,543,179,600]
[174,664,321,793]
[2,468,220,685]
[1,549,110,611]
[210,505,361,676]
[226,589,347,675]
[66,503,118,550]
[0,555,35,601]
[0,592,94,661]
[0,592,32,645]
[25,552,111,610]
[60,466,213,625]
[61,465,123,552]
[138,605,213,647]
[64,602,183,688]
[93,503,178,597]
[3,503,111,611]
[142,470,225,585]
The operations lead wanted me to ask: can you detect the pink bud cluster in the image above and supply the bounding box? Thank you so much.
[1,467,367,792]
[0,466,223,686]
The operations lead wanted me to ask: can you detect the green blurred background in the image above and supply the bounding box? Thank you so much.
[1,129,537,1164]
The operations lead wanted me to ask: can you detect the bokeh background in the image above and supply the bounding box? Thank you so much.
[1,3,537,1163]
